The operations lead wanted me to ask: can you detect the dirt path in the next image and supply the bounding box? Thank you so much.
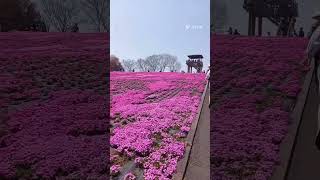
[183,86,210,180]
[286,74,320,180]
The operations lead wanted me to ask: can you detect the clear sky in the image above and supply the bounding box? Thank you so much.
[110,0,210,71]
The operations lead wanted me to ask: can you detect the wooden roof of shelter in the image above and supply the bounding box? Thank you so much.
[243,0,298,17]
[188,55,203,59]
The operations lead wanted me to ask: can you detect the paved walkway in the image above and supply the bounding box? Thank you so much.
[287,74,320,179]
[184,86,210,180]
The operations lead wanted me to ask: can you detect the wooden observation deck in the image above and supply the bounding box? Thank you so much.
[186,55,203,73]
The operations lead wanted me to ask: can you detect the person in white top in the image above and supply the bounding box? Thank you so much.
[206,66,211,107]
[206,66,210,80]
[307,11,320,149]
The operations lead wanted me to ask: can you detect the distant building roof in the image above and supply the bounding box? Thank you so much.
[188,55,203,59]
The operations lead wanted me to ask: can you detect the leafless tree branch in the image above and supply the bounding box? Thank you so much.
[39,0,79,32]
[80,0,108,32]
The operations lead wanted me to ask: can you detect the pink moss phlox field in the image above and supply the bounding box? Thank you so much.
[0,90,108,179]
[110,72,205,179]
[210,35,308,179]
[0,32,108,179]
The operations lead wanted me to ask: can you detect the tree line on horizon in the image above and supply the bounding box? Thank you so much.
[0,0,109,32]
[110,54,182,72]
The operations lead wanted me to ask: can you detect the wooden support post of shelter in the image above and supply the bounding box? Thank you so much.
[258,16,263,36]
[252,14,256,36]
[243,0,298,37]
[248,12,252,35]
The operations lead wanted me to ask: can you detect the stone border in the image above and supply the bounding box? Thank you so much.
[173,82,209,180]
[270,59,315,180]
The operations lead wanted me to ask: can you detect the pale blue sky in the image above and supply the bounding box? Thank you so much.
[111,0,210,71]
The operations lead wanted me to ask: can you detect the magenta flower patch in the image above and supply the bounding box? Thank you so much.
[110,72,206,179]
[210,35,309,179]
[0,32,108,179]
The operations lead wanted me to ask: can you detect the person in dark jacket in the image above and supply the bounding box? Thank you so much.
[71,23,79,32]
[233,29,240,35]
[299,27,305,37]
[227,27,233,35]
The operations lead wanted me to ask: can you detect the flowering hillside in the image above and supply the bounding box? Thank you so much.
[110,72,206,179]
[0,32,109,179]
[210,35,309,179]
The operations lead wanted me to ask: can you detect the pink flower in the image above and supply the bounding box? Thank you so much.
[180,126,191,133]
[124,172,136,180]
[110,165,121,176]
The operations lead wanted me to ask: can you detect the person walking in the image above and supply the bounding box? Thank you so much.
[287,18,297,37]
[308,13,320,39]
[307,11,320,149]
[206,66,211,107]
[233,29,240,35]
[206,66,210,80]
[299,27,305,37]
[307,12,320,69]
[227,27,233,35]
[71,23,79,32]
[308,24,317,39]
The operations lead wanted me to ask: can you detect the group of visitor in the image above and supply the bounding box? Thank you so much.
[187,59,202,63]
[269,27,305,37]
[227,24,306,37]
[227,27,240,35]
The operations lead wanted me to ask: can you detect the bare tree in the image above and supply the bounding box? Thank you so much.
[147,54,178,72]
[101,0,109,32]
[136,58,148,72]
[39,0,80,32]
[158,54,175,72]
[174,61,182,72]
[145,55,161,72]
[134,54,180,72]
[80,0,108,32]
[122,59,136,72]
[167,57,182,72]
[211,0,228,33]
